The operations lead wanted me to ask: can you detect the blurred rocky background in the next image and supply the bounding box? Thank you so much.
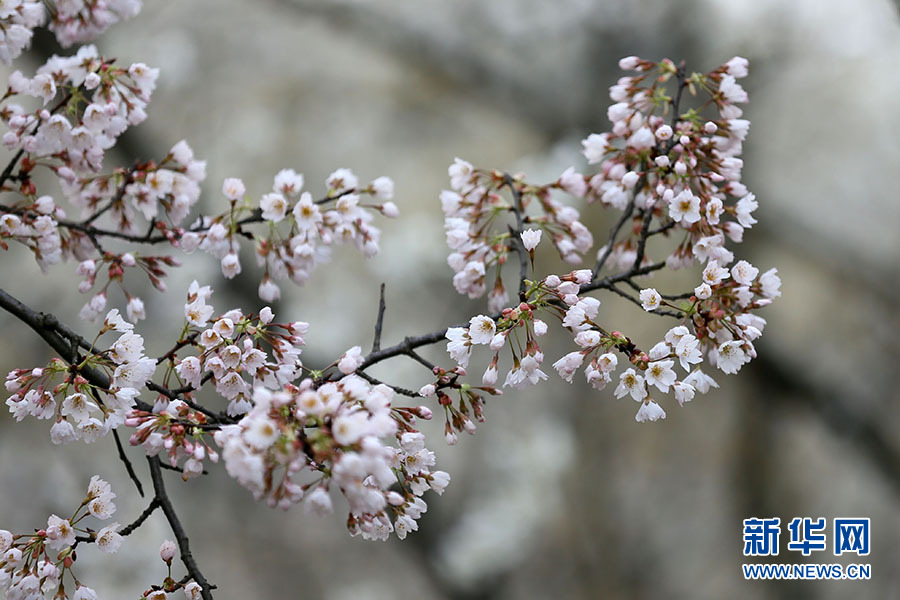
[1,0,899,598]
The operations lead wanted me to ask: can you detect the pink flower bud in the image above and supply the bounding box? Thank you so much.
[159,540,177,563]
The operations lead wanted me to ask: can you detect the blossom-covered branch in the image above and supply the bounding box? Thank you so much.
[0,2,786,597]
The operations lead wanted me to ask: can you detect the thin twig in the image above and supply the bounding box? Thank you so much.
[502,175,529,298]
[113,429,144,497]
[371,282,386,353]
[121,499,160,536]
[591,197,635,280]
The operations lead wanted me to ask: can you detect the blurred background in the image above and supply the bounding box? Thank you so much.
[1,0,899,598]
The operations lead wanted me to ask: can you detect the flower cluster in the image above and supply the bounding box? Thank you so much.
[48,0,142,48]
[171,281,306,416]
[125,280,309,478]
[181,169,397,301]
[0,196,64,272]
[0,476,120,600]
[214,379,449,541]
[581,55,757,272]
[3,45,157,173]
[4,309,149,443]
[442,162,593,311]
[0,0,44,65]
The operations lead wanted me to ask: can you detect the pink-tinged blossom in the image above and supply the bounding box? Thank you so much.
[337,346,364,374]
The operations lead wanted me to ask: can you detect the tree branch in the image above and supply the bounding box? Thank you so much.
[147,456,215,599]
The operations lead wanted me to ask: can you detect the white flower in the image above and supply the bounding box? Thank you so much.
[337,346,364,374]
[73,585,98,600]
[574,330,601,348]
[639,288,661,311]
[615,369,647,402]
[126,296,145,322]
[482,364,498,386]
[184,298,214,327]
[326,168,358,193]
[61,393,97,424]
[597,353,618,372]
[371,176,394,199]
[716,341,747,374]
[559,167,587,197]
[581,133,609,164]
[222,177,245,201]
[88,494,116,520]
[110,331,145,364]
[243,416,281,450]
[260,192,288,222]
[273,168,304,197]
[467,315,496,345]
[645,359,676,393]
[635,400,666,423]
[380,201,399,218]
[668,190,701,224]
[46,515,75,550]
[520,228,542,251]
[50,420,77,444]
[552,351,584,383]
[304,486,333,516]
[448,157,474,191]
[220,252,241,279]
[673,382,695,405]
[674,336,703,372]
[655,124,673,140]
[184,582,202,599]
[627,127,655,150]
[292,192,322,232]
[621,170,639,188]
[258,278,280,302]
[445,327,471,368]
[332,411,370,446]
[736,193,758,228]
[95,522,122,553]
[759,268,781,298]
[725,56,749,78]
[702,260,729,286]
[683,368,719,393]
[418,384,435,397]
[730,260,759,286]
[694,283,712,299]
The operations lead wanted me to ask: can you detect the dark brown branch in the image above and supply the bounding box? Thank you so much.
[148,456,215,599]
